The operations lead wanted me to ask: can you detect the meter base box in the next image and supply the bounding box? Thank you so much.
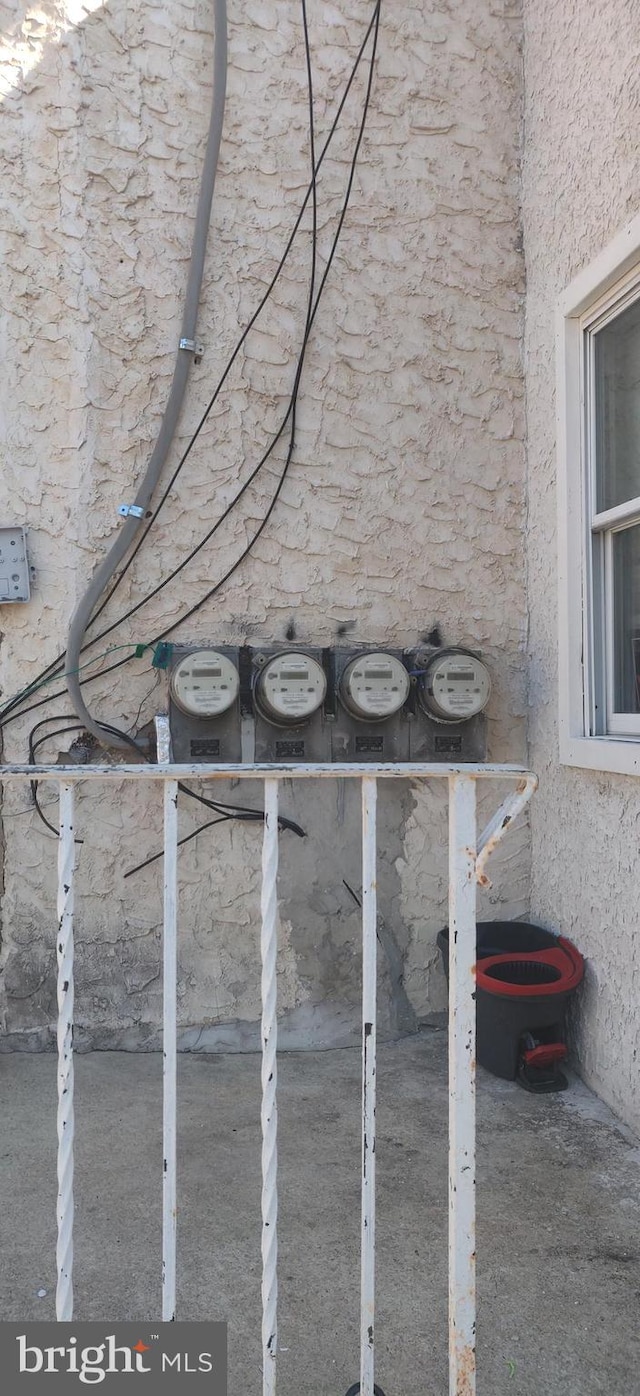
[168,645,242,763]
[408,712,486,762]
[330,724,410,762]
[254,724,329,763]
[252,646,331,763]
[167,643,489,764]
[331,646,486,763]
[406,643,488,758]
[331,647,410,761]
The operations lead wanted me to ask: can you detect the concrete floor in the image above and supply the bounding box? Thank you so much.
[1,1032,639,1396]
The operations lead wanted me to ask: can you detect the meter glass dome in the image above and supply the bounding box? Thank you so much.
[340,652,410,720]
[256,652,327,724]
[420,651,490,722]
[170,650,240,717]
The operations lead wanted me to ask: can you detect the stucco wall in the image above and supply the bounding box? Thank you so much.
[523,0,640,1131]
[0,0,528,1048]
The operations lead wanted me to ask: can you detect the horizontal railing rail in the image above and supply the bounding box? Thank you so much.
[0,757,537,1396]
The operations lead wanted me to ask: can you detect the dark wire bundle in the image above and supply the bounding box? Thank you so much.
[3,0,383,862]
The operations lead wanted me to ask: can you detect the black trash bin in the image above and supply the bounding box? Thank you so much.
[437,921,584,1092]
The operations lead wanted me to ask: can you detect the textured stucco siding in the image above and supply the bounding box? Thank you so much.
[0,0,527,1047]
[523,0,640,1131]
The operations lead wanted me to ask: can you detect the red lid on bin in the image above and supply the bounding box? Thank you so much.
[475,937,584,998]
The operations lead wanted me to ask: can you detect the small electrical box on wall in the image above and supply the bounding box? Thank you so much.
[0,527,31,603]
[166,642,492,764]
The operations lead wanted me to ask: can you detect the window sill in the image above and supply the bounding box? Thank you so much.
[559,734,640,777]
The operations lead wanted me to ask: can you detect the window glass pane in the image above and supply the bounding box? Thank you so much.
[595,296,640,511]
[612,523,640,713]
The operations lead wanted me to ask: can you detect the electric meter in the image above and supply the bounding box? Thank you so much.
[419,650,491,722]
[170,649,240,718]
[340,651,410,720]
[255,651,327,725]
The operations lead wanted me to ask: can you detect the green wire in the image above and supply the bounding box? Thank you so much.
[0,643,150,722]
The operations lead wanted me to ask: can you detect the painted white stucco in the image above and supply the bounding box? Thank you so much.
[0,0,530,1049]
[523,0,640,1132]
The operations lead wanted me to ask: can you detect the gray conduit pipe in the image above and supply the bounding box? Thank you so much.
[65,0,228,749]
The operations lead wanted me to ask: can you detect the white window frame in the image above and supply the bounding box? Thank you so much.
[558,212,640,776]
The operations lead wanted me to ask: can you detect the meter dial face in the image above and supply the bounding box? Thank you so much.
[420,651,491,721]
[256,652,327,725]
[170,650,240,718]
[340,652,410,720]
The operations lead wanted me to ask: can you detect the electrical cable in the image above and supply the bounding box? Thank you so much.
[28,719,87,838]
[78,0,374,639]
[0,3,381,733]
[63,0,377,732]
[28,713,91,745]
[65,0,229,748]
[25,712,305,840]
[0,643,147,725]
[1,797,59,819]
[127,669,162,732]
[79,0,382,658]
[137,0,381,645]
[178,780,305,836]
[66,0,325,746]
[124,815,229,879]
[0,653,137,729]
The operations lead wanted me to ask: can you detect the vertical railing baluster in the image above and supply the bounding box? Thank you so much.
[9,754,533,1373]
[261,778,279,1396]
[56,781,75,1321]
[162,776,179,1321]
[360,776,378,1396]
[448,775,478,1396]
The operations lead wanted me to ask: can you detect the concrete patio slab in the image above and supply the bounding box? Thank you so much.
[1,1032,639,1395]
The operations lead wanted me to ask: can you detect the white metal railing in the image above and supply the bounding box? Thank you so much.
[0,756,537,1396]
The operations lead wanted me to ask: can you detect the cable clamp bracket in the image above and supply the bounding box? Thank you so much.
[179,336,205,364]
[118,503,145,519]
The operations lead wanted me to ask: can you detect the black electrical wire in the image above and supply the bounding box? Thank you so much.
[98,0,382,652]
[1,36,379,740]
[28,718,87,838]
[28,713,88,746]
[301,0,318,365]
[26,711,305,840]
[124,815,230,879]
[124,791,305,878]
[79,720,305,833]
[140,0,382,645]
[72,0,320,665]
[26,712,212,837]
[58,0,373,727]
[90,0,380,656]
[0,654,136,729]
[2,3,381,909]
[115,728,269,828]
[0,3,381,732]
[81,0,367,635]
[31,795,65,839]
[176,781,305,836]
[1,3,381,741]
